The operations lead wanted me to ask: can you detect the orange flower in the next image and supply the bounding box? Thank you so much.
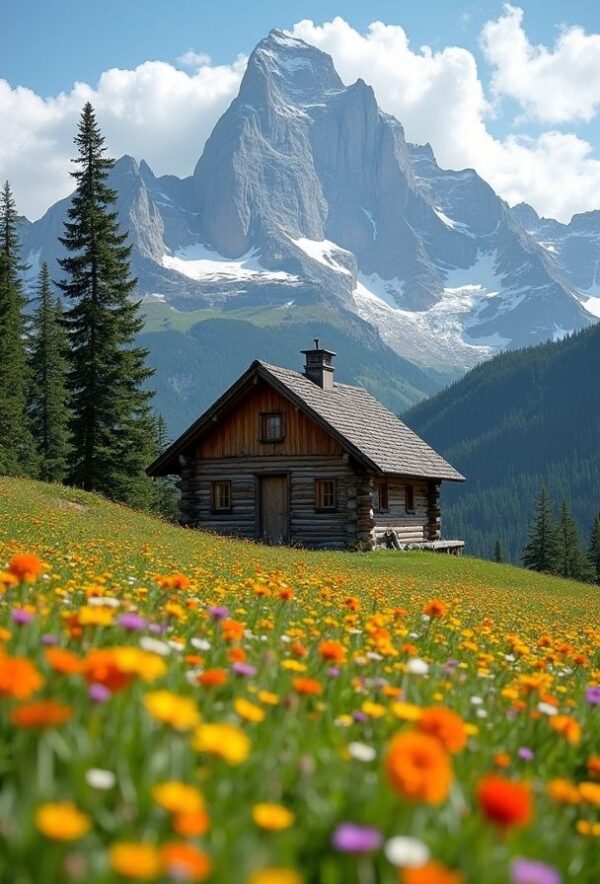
[7,553,44,582]
[229,647,247,663]
[110,843,162,879]
[386,731,452,804]
[0,656,44,699]
[318,640,346,664]
[404,861,464,884]
[292,678,323,696]
[549,715,581,746]
[197,668,228,688]
[83,649,132,691]
[35,801,90,841]
[222,619,245,642]
[477,775,532,828]
[279,588,294,601]
[417,707,467,754]
[548,778,580,804]
[173,809,211,837]
[423,600,448,619]
[160,843,212,881]
[10,700,72,728]
[44,647,83,675]
[493,753,511,769]
[588,756,600,778]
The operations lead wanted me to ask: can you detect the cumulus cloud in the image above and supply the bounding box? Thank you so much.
[3,9,600,223]
[292,15,600,222]
[481,4,600,124]
[0,55,246,219]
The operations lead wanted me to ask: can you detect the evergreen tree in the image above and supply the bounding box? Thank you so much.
[494,539,504,564]
[522,487,560,574]
[58,103,155,505]
[556,500,591,582]
[588,513,600,586]
[149,413,179,520]
[28,263,72,482]
[0,181,38,476]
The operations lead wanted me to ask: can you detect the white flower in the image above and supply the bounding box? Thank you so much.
[85,768,116,790]
[348,742,376,762]
[407,658,429,676]
[87,596,120,607]
[470,695,483,705]
[476,708,488,718]
[191,637,211,651]
[280,635,291,643]
[385,836,430,868]
[185,669,202,685]
[538,701,558,716]
[366,651,383,661]
[139,636,171,656]
[167,640,184,652]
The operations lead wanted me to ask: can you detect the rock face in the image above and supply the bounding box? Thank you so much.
[20,29,596,374]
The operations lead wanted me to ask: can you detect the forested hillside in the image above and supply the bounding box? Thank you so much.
[405,324,600,562]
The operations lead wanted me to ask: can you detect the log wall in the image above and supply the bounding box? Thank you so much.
[371,478,430,546]
[178,454,358,550]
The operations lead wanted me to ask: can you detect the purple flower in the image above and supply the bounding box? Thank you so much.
[518,747,534,762]
[511,858,562,884]
[89,683,111,703]
[117,612,146,631]
[352,711,368,723]
[11,609,34,625]
[443,659,459,674]
[208,605,230,620]
[332,823,383,854]
[149,622,167,635]
[231,662,256,677]
[586,686,600,705]
[41,633,58,645]
[327,667,341,678]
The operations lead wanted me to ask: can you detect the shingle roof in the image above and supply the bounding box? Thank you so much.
[147,359,464,482]
[258,362,464,482]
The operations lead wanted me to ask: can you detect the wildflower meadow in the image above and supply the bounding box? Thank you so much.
[0,478,598,883]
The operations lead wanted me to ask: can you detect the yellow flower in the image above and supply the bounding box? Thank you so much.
[576,820,600,837]
[390,702,422,721]
[193,723,250,765]
[235,698,266,723]
[252,803,295,831]
[110,842,162,879]
[248,870,304,884]
[361,700,386,718]
[281,660,306,672]
[78,606,115,626]
[548,778,580,804]
[579,782,600,806]
[35,802,91,841]
[152,781,204,814]
[114,648,167,682]
[258,690,280,706]
[144,691,200,731]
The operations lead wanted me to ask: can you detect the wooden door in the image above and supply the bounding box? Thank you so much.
[259,476,289,544]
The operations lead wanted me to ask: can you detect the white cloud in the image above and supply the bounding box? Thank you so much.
[481,4,600,124]
[291,15,600,222]
[0,56,246,219]
[2,10,600,224]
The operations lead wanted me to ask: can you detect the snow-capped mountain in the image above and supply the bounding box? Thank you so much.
[20,29,596,377]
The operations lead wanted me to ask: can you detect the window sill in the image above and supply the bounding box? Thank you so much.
[259,437,285,444]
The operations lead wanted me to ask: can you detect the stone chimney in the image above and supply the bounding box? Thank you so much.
[301,339,336,390]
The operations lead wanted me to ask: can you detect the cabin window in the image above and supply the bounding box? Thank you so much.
[404,483,415,513]
[315,478,336,511]
[211,481,232,512]
[261,412,284,442]
[377,480,389,512]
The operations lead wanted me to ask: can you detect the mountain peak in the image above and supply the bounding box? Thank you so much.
[243,29,344,103]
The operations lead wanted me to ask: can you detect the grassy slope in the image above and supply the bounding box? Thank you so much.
[1,479,599,884]
[2,479,596,627]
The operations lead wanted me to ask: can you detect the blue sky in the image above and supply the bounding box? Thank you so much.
[3,1,600,221]
[4,0,598,96]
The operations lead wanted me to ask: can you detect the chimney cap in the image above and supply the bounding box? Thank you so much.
[300,340,337,357]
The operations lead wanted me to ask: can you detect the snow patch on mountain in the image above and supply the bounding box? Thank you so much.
[290,237,354,276]
[162,243,299,284]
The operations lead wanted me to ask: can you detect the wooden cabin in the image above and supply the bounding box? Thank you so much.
[147,343,465,551]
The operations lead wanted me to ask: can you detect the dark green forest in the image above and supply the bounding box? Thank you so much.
[405,323,600,563]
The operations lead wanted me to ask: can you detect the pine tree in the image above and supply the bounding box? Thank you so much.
[0,181,38,477]
[494,540,504,564]
[149,413,179,520]
[28,263,72,482]
[522,487,560,574]
[556,500,590,582]
[58,103,155,505]
[588,513,600,586]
